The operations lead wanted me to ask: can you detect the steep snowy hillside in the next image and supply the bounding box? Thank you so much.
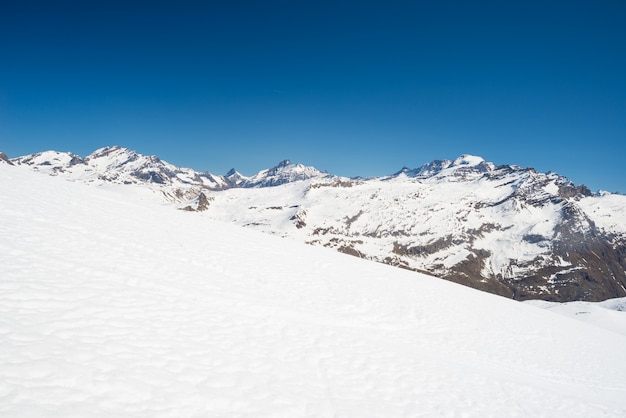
[10,147,626,302]
[2,162,626,417]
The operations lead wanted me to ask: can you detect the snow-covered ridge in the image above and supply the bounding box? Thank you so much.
[9,146,626,302]
[11,146,230,194]
[394,154,495,179]
[243,159,329,187]
[2,163,626,417]
[10,146,328,191]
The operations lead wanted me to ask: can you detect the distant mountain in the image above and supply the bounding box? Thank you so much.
[11,146,327,195]
[10,147,626,302]
[11,146,231,200]
[241,159,328,187]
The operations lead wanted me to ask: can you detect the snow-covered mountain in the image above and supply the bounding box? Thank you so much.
[204,156,626,302]
[2,161,626,417]
[239,159,328,187]
[10,146,233,201]
[11,146,328,192]
[9,146,626,302]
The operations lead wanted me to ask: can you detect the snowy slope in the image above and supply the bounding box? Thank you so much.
[526,297,626,336]
[2,163,626,417]
[579,192,626,235]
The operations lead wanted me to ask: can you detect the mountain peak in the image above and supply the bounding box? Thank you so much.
[243,160,327,187]
[452,154,485,166]
[395,155,495,180]
[88,145,146,161]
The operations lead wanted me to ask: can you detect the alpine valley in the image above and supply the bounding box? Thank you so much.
[6,146,626,302]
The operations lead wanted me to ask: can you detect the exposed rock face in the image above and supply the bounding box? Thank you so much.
[196,193,210,212]
[10,148,626,301]
[0,152,13,165]
[180,192,212,212]
[290,208,308,229]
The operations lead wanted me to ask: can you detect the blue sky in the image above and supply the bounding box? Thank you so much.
[1,0,625,192]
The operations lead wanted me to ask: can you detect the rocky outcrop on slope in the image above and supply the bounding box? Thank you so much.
[180,192,212,212]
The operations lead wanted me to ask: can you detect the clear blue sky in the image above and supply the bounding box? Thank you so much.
[1,1,625,192]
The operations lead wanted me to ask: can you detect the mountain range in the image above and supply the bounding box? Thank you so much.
[6,145,626,302]
[3,159,626,416]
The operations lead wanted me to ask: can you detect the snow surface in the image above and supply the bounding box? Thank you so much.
[525,298,626,337]
[2,164,626,417]
[579,193,626,235]
[452,154,485,166]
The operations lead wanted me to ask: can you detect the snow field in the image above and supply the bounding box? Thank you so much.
[525,298,626,336]
[579,193,626,235]
[1,164,626,417]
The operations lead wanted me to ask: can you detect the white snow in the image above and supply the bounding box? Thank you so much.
[543,180,560,195]
[2,164,626,417]
[525,297,626,336]
[579,192,626,235]
[451,154,485,166]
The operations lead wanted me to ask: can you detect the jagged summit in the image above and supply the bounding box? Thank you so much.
[224,168,247,187]
[395,154,495,179]
[243,159,328,188]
